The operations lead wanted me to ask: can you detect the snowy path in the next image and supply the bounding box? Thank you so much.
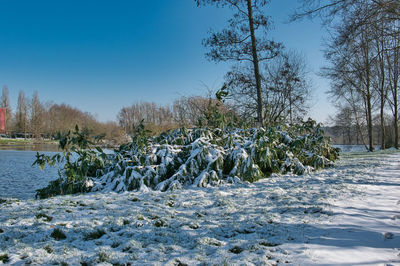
[287,151,400,265]
[0,151,399,265]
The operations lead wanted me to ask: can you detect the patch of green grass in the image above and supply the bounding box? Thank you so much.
[0,138,57,145]
[259,241,280,247]
[79,257,91,266]
[111,241,121,248]
[0,198,6,204]
[175,259,188,266]
[129,197,140,202]
[154,219,167,227]
[36,213,53,222]
[229,246,244,254]
[0,253,9,263]
[189,224,199,229]
[44,245,53,254]
[50,228,66,240]
[84,229,106,240]
[98,251,110,263]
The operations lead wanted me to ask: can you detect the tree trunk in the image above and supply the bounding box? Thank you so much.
[362,28,374,152]
[380,93,385,150]
[367,87,374,151]
[377,31,386,150]
[246,0,264,127]
[395,87,399,149]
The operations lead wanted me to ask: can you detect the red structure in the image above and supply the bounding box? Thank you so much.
[0,108,6,133]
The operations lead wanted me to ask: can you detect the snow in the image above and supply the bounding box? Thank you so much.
[0,150,399,265]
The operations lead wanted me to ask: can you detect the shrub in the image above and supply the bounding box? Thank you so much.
[35,119,339,197]
[98,251,110,263]
[34,125,111,199]
[50,228,66,240]
[35,213,53,222]
[84,229,106,240]
[0,253,9,263]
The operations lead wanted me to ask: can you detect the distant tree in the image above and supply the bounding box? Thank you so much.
[117,106,135,134]
[323,16,376,151]
[117,102,175,135]
[173,93,237,127]
[196,0,281,126]
[0,86,12,131]
[15,90,29,136]
[332,105,355,144]
[30,91,44,139]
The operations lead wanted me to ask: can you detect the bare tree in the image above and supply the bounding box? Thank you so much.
[226,50,311,124]
[30,91,44,139]
[332,105,356,144]
[385,28,400,148]
[295,0,400,150]
[15,90,28,137]
[118,102,175,135]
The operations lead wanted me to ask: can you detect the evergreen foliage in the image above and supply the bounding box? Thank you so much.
[33,125,110,199]
[34,119,339,199]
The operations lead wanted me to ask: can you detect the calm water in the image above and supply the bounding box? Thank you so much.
[0,143,59,151]
[0,149,60,199]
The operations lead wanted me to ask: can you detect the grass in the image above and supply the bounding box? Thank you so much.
[0,138,57,145]
[84,229,106,240]
[44,245,53,254]
[259,241,280,247]
[154,219,167,227]
[0,253,9,263]
[229,246,244,254]
[35,213,53,222]
[50,228,67,240]
[98,251,110,263]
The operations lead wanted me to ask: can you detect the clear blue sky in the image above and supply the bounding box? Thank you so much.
[0,0,335,123]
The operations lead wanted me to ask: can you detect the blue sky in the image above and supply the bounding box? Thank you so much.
[0,0,335,123]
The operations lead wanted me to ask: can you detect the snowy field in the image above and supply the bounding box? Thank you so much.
[0,150,399,265]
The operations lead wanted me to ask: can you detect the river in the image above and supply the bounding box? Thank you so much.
[0,148,60,200]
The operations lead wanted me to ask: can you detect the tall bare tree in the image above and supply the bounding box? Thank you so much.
[226,50,311,124]
[294,0,400,150]
[30,91,44,139]
[195,0,281,126]
[15,90,28,137]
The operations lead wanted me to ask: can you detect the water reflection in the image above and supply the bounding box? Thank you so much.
[0,149,60,199]
[0,144,59,152]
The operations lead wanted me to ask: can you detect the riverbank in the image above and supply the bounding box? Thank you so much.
[0,150,399,265]
[0,142,59,152]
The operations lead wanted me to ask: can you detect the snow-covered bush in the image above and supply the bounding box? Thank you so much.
[35,119,339,198]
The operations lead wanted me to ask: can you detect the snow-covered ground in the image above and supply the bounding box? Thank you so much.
[0,150,399,265]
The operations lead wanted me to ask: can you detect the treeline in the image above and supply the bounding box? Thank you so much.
[326,1,399,150]
[0,86,126,144]
[117,94,237,135]
[294,0,400,150]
